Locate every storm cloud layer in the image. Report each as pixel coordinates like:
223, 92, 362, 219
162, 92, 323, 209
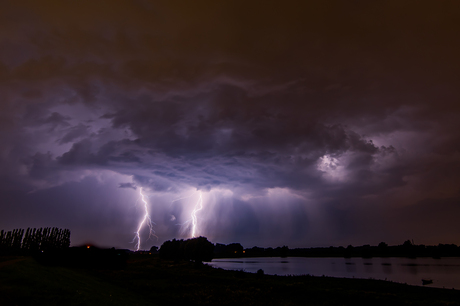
1, 1, 460, 249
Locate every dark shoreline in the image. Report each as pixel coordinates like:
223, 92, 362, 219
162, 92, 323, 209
2, 254, 460, 305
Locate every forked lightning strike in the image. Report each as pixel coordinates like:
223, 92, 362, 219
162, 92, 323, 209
133, 187, 157, 251
172, 190, 205, 238
191, 191, 203, 237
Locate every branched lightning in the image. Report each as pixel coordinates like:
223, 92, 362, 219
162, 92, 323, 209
191, 191, 203, 237
133, 187, 157, 251
172, 190, 204, 238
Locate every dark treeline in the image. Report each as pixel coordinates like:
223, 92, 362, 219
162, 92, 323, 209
238, 240, 460, 258
161, 239, 460, 261
0, 227, 71, 255
214, 243, 289, 258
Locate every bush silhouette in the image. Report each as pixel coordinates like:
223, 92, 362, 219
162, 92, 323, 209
257, 269, 264, 278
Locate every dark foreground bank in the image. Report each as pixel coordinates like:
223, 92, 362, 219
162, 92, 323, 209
1, 254, 460, 306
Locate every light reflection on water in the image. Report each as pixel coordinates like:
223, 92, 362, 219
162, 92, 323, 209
208, 257, 460, 289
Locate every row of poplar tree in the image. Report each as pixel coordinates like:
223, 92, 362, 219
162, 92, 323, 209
0, 227, 71, 254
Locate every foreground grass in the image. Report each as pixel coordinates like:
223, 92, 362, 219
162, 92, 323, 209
1, 255, 460, 305
0, 256, 149, 306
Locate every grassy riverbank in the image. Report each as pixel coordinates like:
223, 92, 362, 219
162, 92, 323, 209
1, 254, 460, 305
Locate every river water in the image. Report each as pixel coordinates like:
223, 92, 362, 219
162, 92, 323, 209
208, 257, 460, 289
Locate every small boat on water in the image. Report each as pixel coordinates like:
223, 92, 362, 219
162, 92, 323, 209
422, 279, 433, 285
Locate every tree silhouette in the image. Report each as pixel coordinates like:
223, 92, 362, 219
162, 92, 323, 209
0, 227, 70, 255
159, 236, 214, 262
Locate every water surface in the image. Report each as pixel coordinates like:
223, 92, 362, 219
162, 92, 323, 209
208, 257, 460, 289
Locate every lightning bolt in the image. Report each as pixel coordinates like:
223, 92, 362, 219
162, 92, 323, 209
190, 191, 203, 238
133, 187, 157, 251
171, 190, 205, 238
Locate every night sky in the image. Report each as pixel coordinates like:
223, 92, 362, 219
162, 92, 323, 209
1, 1, 460, 250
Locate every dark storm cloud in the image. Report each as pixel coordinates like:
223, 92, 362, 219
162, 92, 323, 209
44, 112, 71, 128
58, 123, 89, 144
0, 1, 460, 248
118, 182, 136, 190
28, 152, 58, 180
